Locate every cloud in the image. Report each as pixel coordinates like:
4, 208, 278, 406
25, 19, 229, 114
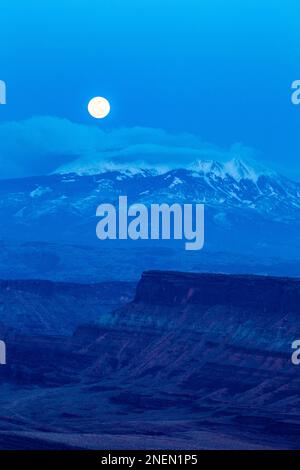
0, 116, 255, 178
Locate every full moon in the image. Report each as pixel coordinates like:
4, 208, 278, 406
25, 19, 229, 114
88, 96, 111, 119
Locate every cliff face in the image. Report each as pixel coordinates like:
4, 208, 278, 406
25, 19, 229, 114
106, 271, 300, 354
135, 270, 300, 313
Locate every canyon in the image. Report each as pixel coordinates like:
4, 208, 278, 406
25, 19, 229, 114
0, 270, 299, 449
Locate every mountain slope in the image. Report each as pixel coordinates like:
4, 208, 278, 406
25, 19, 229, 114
0, 158, 299, 278
1, 158, 299, 224
0, 279, 134, 335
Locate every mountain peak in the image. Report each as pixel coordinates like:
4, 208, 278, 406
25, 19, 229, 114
189, 157, 269, 182
224, 158, 260, 182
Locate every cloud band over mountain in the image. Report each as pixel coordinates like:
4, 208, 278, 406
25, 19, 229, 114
0, 116, 256, 178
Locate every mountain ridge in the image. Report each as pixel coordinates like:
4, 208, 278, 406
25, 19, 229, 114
0, 159, 299, 220
55, 155, 275, 182
0, 158, 298, 271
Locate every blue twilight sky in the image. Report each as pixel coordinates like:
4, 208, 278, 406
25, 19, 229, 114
0, 0, 299, 179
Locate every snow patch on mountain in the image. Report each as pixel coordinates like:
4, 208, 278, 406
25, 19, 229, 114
30, 186, 52, 198
169, 177, 183, 188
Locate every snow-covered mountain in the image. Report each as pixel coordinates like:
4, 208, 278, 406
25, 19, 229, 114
50, 157, 300, 222
53, 156, 298, 213
0, 158, 299, 266
57, 155, 272, 182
